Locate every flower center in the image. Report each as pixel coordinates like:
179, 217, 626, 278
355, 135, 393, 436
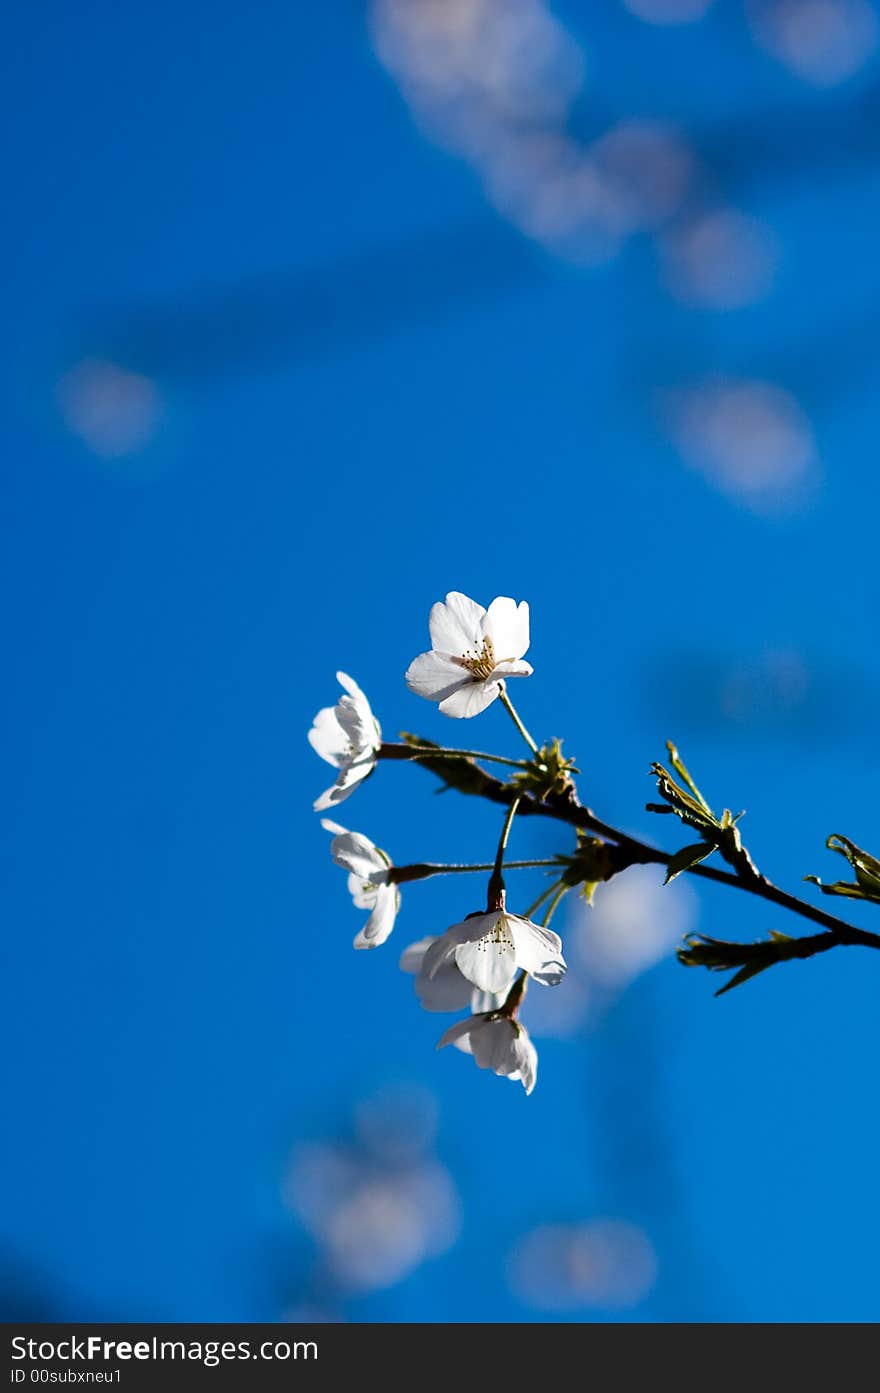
458, 636, 497, 682
474, 918, 514, 955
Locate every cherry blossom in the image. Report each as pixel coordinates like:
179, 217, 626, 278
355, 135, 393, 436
399, 936, 505, 1014
426, 909, 566, 994
405, 591, 532, 718
309, 672, 381, 811
438, 1014, 538, 1095
322, 820, 400, 949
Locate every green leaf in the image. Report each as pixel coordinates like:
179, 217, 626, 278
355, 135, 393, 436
510, 738, 578, 801
559, 835, 628, 895
677, 930, 798, 996
399, 733, 501, 799
664, 841, 715, 883
666, 741, 713, 816
806, 833, 880, 906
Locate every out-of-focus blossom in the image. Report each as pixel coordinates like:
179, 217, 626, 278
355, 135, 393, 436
572, 864, 697, 992
321, 820, 400, 949
57, 359, 161, 458
661, 209, 779, 309
369, 0, 585, 139
406, 591, 532, 718
523, 866, 697, 1038
354, 1083, 439, 1163
747, 0, 878, 86
371, 1, 698, 265
309, 672, 381, 811
717, 647, 812, 725
285, 1118, 460, 1293
587, 122, 694, 234
623, 0, 716, 21
508, 1220, 658, 1310
438, 1013, 538, 1093
485, 121, 695, 264
400, 935, 507, 1013
665, 377, 820, 514
427, 909, 566, 994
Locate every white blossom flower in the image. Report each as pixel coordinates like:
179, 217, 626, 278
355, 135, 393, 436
322, 819, 400, 949
405, 591, 532, 718
309, 672, 381, 811
438, 1014, 538, 1095
426, 909, 566, 994
399, 936, 505, 1014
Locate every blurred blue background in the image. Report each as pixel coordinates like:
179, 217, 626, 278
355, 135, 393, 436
4, 0, 880, 1322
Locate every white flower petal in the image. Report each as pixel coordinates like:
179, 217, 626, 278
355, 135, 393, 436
402, 936, 474, 1011
336, 671, 381, 741
454, 936, 518, 994
418, 965, 475, 1012
328, 829, 388, 882
354, 883, 400, 949
336, 696, 375, 752
491, 659, 533, 681
405, 650, 469, 703
436, 1018, 477, 1052
482, 598, 530, 662
438, 679, 502, 719
470, 988, 507, 1013
428, 592, 486, 656
399, 936, 435, 975
313, 782, 342, 812
508, 915, 567, 985
438, 1015, 537, 1091
307, 706, 347, 767
312, 755, 376, 811
469, 1017, 518, 1074
348, 872, 379, 911
512, 1029, 538, 1094
319, 818, 348, 836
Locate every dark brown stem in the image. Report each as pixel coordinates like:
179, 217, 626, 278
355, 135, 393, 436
394, 746, 880, 956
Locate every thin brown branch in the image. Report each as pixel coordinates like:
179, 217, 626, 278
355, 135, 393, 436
380, 741, 880, 957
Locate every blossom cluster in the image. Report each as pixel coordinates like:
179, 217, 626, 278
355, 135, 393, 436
308, 591, 567, 1095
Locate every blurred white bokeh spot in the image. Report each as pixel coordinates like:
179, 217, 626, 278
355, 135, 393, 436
370, 0, 585, 134
661, 208, 779, 308
572, 861, 698, 991
485, 121, 695, 263
508, 1219, 658, 1310
524, 864, 696, 1039
370, 1, 707, 265
354, 1082, 439, 1163
57, 358, 162, 458
747, 0, 878, 86
666, 377, 820, 514
719, 646, 812, 723
622, 0, 716, 21
322, 1163, 460, 1291
284, 1088, 460, 1295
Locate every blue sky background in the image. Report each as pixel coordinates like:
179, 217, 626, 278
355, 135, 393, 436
3, 0, 880, 1321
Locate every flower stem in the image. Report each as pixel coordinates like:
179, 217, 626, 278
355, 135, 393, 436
410, 756, 880, 961
487, 796, 521, 908
390, 858, 561, 884
522, 879, 564, 920
379, 742, 529, 769
498, 684, 539, 755
541, 882, 569, 928
500, 971, 528, 1018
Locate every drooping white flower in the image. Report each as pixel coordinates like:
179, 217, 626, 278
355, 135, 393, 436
438, 1014, 538, 1095
426, 909, 566, 995
399, 936, 505, 1014
309, 672, 381, 811
322, 819, 400, 949
405, 591, 532, 718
